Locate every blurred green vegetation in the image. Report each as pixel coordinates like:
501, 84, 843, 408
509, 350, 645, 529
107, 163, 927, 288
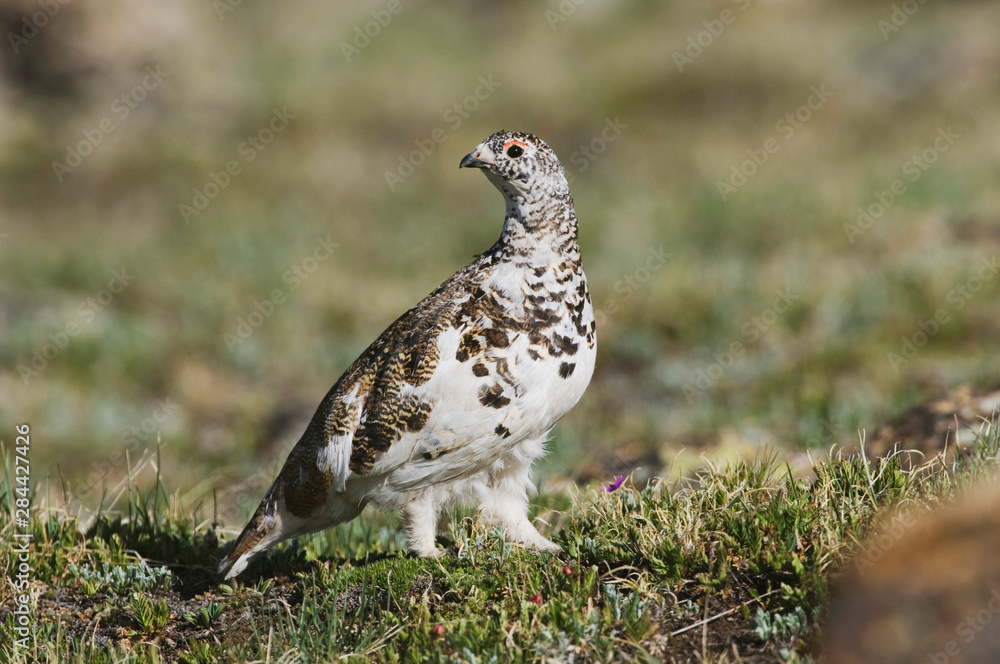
1, 1, 998, 517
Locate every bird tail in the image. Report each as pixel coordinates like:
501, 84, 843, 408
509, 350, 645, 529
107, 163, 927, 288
217, 487, 286, 579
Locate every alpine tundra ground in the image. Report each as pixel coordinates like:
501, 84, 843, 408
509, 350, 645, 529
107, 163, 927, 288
2, 423, 998, 662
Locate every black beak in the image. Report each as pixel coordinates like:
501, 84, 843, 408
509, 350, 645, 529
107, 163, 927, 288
459, 153, 488, 169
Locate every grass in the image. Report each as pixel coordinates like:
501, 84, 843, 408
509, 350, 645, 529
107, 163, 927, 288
2, 421, 997, 662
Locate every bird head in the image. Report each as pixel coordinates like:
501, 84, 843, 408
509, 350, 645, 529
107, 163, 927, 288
459, 131, 570, 203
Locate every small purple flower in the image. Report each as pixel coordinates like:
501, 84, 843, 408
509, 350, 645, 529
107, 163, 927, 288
602, 475, 626, 492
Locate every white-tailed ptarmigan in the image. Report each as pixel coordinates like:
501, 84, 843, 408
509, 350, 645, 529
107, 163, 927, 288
219, 131, 596, 579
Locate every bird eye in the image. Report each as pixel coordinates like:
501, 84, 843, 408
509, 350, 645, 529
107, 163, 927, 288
506, 145, 524, 158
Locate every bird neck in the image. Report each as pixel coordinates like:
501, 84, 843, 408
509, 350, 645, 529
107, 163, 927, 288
494, 189, 580, 264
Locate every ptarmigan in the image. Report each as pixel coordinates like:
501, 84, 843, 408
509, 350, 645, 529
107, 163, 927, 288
218, 130, 596, 579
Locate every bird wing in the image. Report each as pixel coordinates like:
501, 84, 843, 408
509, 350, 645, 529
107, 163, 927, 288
271, 267, 482, 519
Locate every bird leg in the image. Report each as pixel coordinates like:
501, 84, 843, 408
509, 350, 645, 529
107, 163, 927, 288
402, 493, 443, 557
479, 456, 560, 553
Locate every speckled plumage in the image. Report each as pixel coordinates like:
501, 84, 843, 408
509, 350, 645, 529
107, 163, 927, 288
219, 131, 596, 579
